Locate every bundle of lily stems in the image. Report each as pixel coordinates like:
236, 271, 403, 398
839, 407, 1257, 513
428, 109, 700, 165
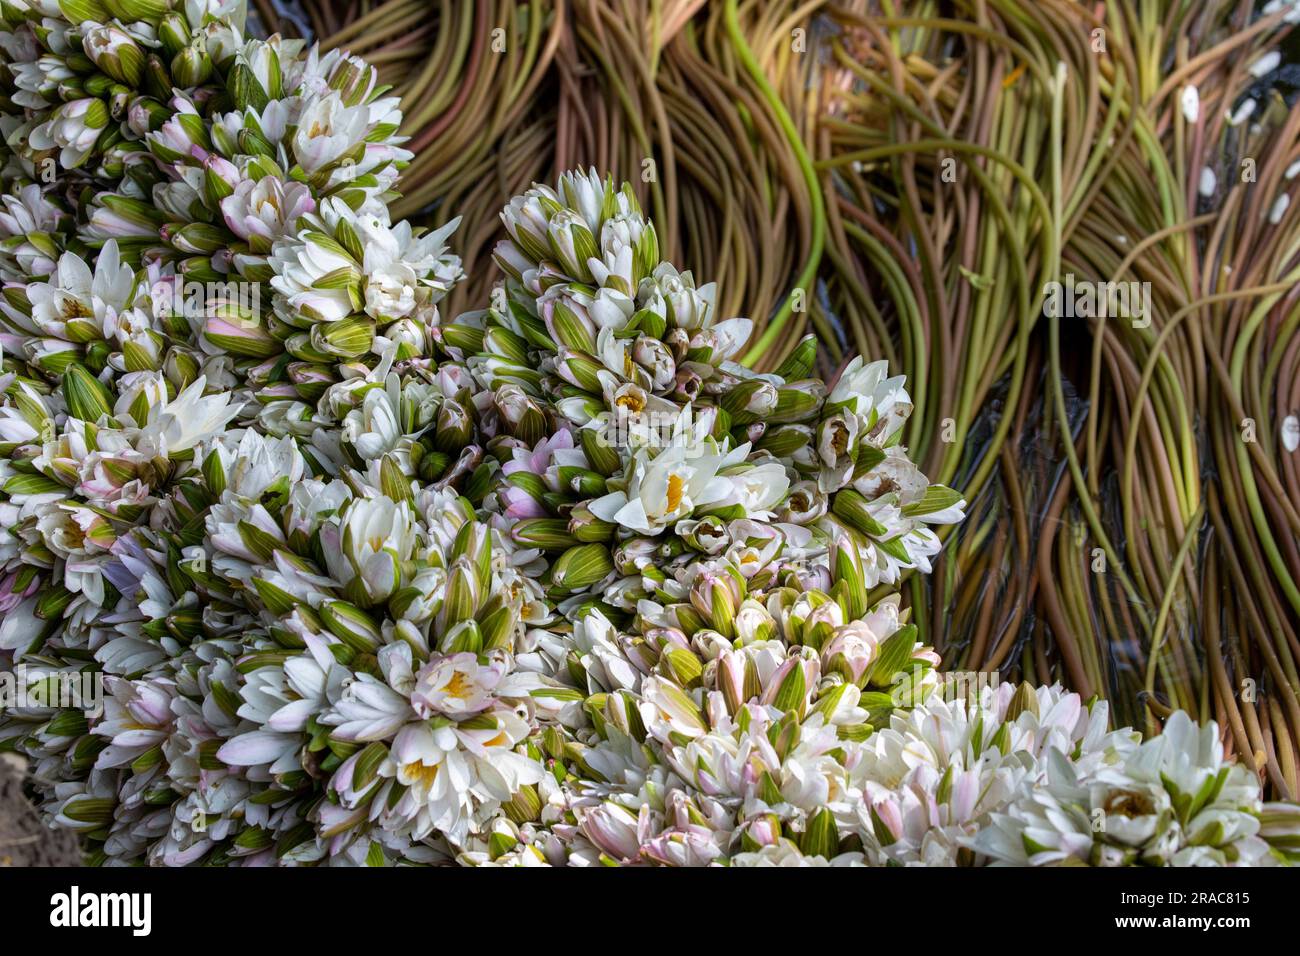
0, 0, 1298, 866
256, 0, 1300, 798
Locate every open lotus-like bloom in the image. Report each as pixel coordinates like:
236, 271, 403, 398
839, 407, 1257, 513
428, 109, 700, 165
589, 438, 733, 534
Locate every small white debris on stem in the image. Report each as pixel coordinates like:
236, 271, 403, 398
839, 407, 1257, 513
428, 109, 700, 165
1227, 99, 1256, 126
1249, 51, 1280, 78
1283, 415, 1300, 453
1199, 167, 1217, 198
1270, 193, 1291, 225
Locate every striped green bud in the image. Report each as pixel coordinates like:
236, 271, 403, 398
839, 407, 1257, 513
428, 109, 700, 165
550, 543, 613, 591
62, 364, 112, 422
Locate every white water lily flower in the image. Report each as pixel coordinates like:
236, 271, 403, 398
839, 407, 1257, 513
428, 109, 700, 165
325, 494, 416, 602
410, 652, 507, 719
357, 212, 463, 321
292, 91, 371, 173
269, 203, 363, 326
221, 174, 316, 251
137, 375, 243, 455
727, 461, 790, 516
341, 375, 404, 460
589, 436, 733, 534
0, 183, 65, 279
375, 710, 543, 846
18, 239, 136, 343
828, 356, 913, 442
27, 97, 107, 167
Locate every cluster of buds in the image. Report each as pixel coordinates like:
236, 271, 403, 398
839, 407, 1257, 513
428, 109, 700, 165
0, 0, 245, 183
449, 169, 774, 436
452, 173, 967, 606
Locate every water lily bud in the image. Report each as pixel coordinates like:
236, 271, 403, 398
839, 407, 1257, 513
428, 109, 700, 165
774, 334, 818, 381
500, 189, 556, 265
551, 543, 613, 591
442, 320, 485, 355
547, 210, 598, 281
757, 423, 812, 459
820, 622, 875, 686
314, 316, 374, 358
801, 807, 840, 859
543, 294, 597, 354
440, 618, 483, 654
164, 221, 227, 255
62, 364, 113, 422
716, 650, 761, 714
328, 53, 378, 107
830, 535, 867, 619
690, 570, 740, 639
103, 0, 173, 20
831, 488, 889, 537
558, 351, 604, 393
283, 361, 331, 400
83, 23, 145, 87
481, 324, 529, 364
768, 710, 801, 761
477, 600, 517, 651
440, 561, 481, 628
661, 647, 703, 688
630, 306, 667, 341
568, 505, 616, 543
511, 518, 577, 552
721, 378, 779, 426
158, 12, 191, 57
555, 394, 605, 425
172, 41, 214, 87
739, 814, 782, 851
734, 600, 776, 644
494, 385, 546, 445
866, 625, 920, 689
1005, 681, 1040, 721
204, 313, 279, 357
580, 423, 622, 477
770, 380, 826, 423
556, 465, 606, 498
502, 785, 542, 825
320, 600, 381, 653
377, 454, 414, 505
435, 398, 474, 452
142, 54, 174, 101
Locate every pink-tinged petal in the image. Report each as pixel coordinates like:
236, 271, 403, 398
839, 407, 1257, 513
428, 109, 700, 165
217, 730, 294, 766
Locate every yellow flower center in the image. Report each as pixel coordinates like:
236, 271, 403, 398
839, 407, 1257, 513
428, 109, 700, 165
402, 761, 439, 789
616, 393, 645, 413
443, 670, 473, 700
666, 473, 685, 513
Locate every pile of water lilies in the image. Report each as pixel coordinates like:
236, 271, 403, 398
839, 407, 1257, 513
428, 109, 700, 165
0, 0, 1297, 867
